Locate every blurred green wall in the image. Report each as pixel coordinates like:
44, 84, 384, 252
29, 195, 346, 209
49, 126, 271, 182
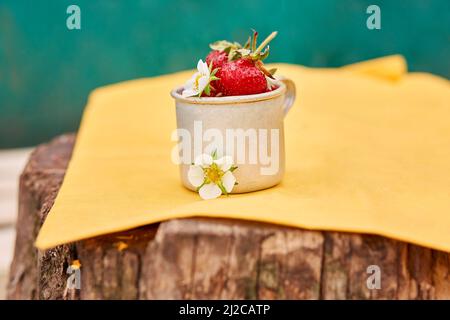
1, 0, 449, 148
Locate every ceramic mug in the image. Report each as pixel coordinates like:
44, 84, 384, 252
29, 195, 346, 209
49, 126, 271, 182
170, 78, 296, 193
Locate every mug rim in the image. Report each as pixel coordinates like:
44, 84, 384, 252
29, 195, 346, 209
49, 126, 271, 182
170, 80, 286, 105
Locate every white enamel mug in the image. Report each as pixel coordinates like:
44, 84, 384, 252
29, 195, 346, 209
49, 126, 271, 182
170, 78, 296, 193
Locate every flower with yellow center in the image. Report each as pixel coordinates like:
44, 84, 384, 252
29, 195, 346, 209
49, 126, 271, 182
182, 60, 219, 97
188, 152, 237, 200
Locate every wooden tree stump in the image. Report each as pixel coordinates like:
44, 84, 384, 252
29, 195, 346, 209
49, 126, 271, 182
7, 134, 450, 300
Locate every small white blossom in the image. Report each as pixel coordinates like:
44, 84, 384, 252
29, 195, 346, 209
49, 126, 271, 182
182, 60, 215, 97
188, 152, 237, 200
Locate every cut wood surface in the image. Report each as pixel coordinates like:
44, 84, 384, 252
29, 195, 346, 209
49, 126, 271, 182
7, 134, 450, 299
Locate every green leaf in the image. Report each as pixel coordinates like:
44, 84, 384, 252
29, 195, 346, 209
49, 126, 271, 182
204, 84, 211, 96
209, 40, 234, 51
211, 68, 219, 76
210, 40, 242, 54
237, 48, 251, 56
259, 46, 270, 61
228, 51, 240, 61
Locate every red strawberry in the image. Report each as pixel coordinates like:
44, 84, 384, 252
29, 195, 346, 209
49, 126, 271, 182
206, 50, 228, 70
205, 50, 230, 96
204, 31, 278, 97
216, 59, 268, 96
214, 31, 278, 96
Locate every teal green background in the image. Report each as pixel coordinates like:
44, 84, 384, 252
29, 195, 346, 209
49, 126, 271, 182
1, 0, 449, 148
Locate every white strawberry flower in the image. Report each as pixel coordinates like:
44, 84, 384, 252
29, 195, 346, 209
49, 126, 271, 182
182, 59, 219, 97
188, 151, 237, 200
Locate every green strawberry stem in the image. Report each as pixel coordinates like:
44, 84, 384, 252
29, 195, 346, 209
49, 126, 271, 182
244, 36, 251, 49
251, 30, 258, 52
253, 31, 278, 55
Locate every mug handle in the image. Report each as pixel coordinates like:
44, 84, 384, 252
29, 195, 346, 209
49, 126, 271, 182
279, 77, 296, 117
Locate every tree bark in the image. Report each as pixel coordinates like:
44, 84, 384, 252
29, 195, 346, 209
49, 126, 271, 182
7, 134, 450, 299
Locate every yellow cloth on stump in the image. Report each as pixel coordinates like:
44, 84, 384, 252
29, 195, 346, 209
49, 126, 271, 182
35, 56, 450, 251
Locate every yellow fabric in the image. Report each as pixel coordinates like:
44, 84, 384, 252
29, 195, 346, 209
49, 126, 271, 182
35, 55, 450, 252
